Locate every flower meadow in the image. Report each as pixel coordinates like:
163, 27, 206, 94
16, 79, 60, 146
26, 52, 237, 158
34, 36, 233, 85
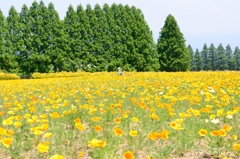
0, 71, 240, 159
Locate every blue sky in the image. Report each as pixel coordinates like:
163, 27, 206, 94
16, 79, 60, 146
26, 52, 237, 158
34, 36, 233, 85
0, 0, 239, 51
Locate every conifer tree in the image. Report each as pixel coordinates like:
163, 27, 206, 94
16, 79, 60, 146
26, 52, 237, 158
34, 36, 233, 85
6, 6, 20, 72
76, 4, 92, 71
225, 44, 233, 70
193, 49, 202, 71
217, 44, 228, 70
18, 4, 31, 74
157, 14, 190, 71
233, 47, 240, 70
0, 10, 12, 72
188, 45, 194, 71
208, 43, 218, 71
201, 44, 209, 70
130, 6, 159, 71
47, 2, 70, 72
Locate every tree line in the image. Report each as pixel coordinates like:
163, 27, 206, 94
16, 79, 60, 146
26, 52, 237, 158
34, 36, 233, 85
0, 1, 238, 75
188, 44, 240, 71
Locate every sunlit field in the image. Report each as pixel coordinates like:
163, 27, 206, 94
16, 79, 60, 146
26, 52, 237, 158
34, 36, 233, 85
0, 72, 240, 159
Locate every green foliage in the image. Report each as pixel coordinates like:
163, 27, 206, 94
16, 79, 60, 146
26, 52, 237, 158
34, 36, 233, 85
217, 44, 228, 70
157, 14, 190, 72
193, 49, 202, 71
188, 45, 194, 71
201, 44, 210, 71
208, 43, 218, 71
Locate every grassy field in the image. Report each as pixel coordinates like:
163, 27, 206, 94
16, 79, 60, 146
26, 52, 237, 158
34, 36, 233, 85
0, 71, 240, 159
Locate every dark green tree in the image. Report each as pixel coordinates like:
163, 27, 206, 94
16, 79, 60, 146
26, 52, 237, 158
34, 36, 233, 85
225, 44, 233, 70
208, 43, 218, 71
47, 2, 70, 72
6, 6, 20, 72
157, 14, 190, 71
201, 43, 210, 70
217, 43, 228, 70
187, 45, 194, 71
129, 6, 159, 71
233, 47, 240, 70
76, 4, 93, 72
0, 10, 12, 72
193, 49, 202, 71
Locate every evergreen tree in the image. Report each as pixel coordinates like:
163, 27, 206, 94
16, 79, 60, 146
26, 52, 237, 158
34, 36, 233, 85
193, 49, 202, 71
18, 4, 31, 74
225, 44, 233, 70
76, 4, 92, 71
0, 10, 12, 72
157, 14, 190, 71
129, 6, 159, 71
217, 43, 228, 70
28, 1, 51, 73
47, 2, 70, 72
93, 4, 110, 71
200, 44, 209, 70
102, 4, 119, 71
233, 47, 240, 70
187, 45, 194, 71
6, 6, 20, 72
208, 43, 218, 71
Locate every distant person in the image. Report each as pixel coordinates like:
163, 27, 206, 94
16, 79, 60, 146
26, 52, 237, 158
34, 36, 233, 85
117, 67, 123, 75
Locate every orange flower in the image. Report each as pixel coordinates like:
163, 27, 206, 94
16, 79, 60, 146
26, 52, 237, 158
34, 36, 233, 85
1, 138, 13, 148
74, 118, 81, 124
219, 129, 226, 137
114, 127, 124, 136
148, 132, 161, 141
114, 117, 121, 124
170, 122, 177, 129
94, 125, 103, 132
233, 143, 240, 151
198, 129, 207, 136
124, 151, 134, 159
79, 151, 84, 158
211, 130, 220, 136
160, 130, 170, 140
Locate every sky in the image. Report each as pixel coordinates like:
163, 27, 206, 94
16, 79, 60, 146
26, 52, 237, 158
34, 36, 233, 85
0, 0, 239, 51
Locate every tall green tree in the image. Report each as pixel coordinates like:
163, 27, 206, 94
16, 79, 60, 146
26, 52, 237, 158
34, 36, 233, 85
28, 1, 51, 73
47, 2, 70, 72
201, 44, 209, 70
102, 4, 119, 71
0, 10, 13, 72
233, 47, 240, 70
6, 6, 20, 72
193, 49, 202, 71
76, 4, 93, 72
225, 44, 233, 70
208, 43, 218, 71
217, 43, 228, 70
129, 6, 159, 71
18, 4, 31, 74
188, 45, 194, 71
157, 14, 190, 71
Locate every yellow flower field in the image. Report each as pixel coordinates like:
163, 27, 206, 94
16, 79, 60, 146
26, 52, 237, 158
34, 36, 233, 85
0, 71, 240, 159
